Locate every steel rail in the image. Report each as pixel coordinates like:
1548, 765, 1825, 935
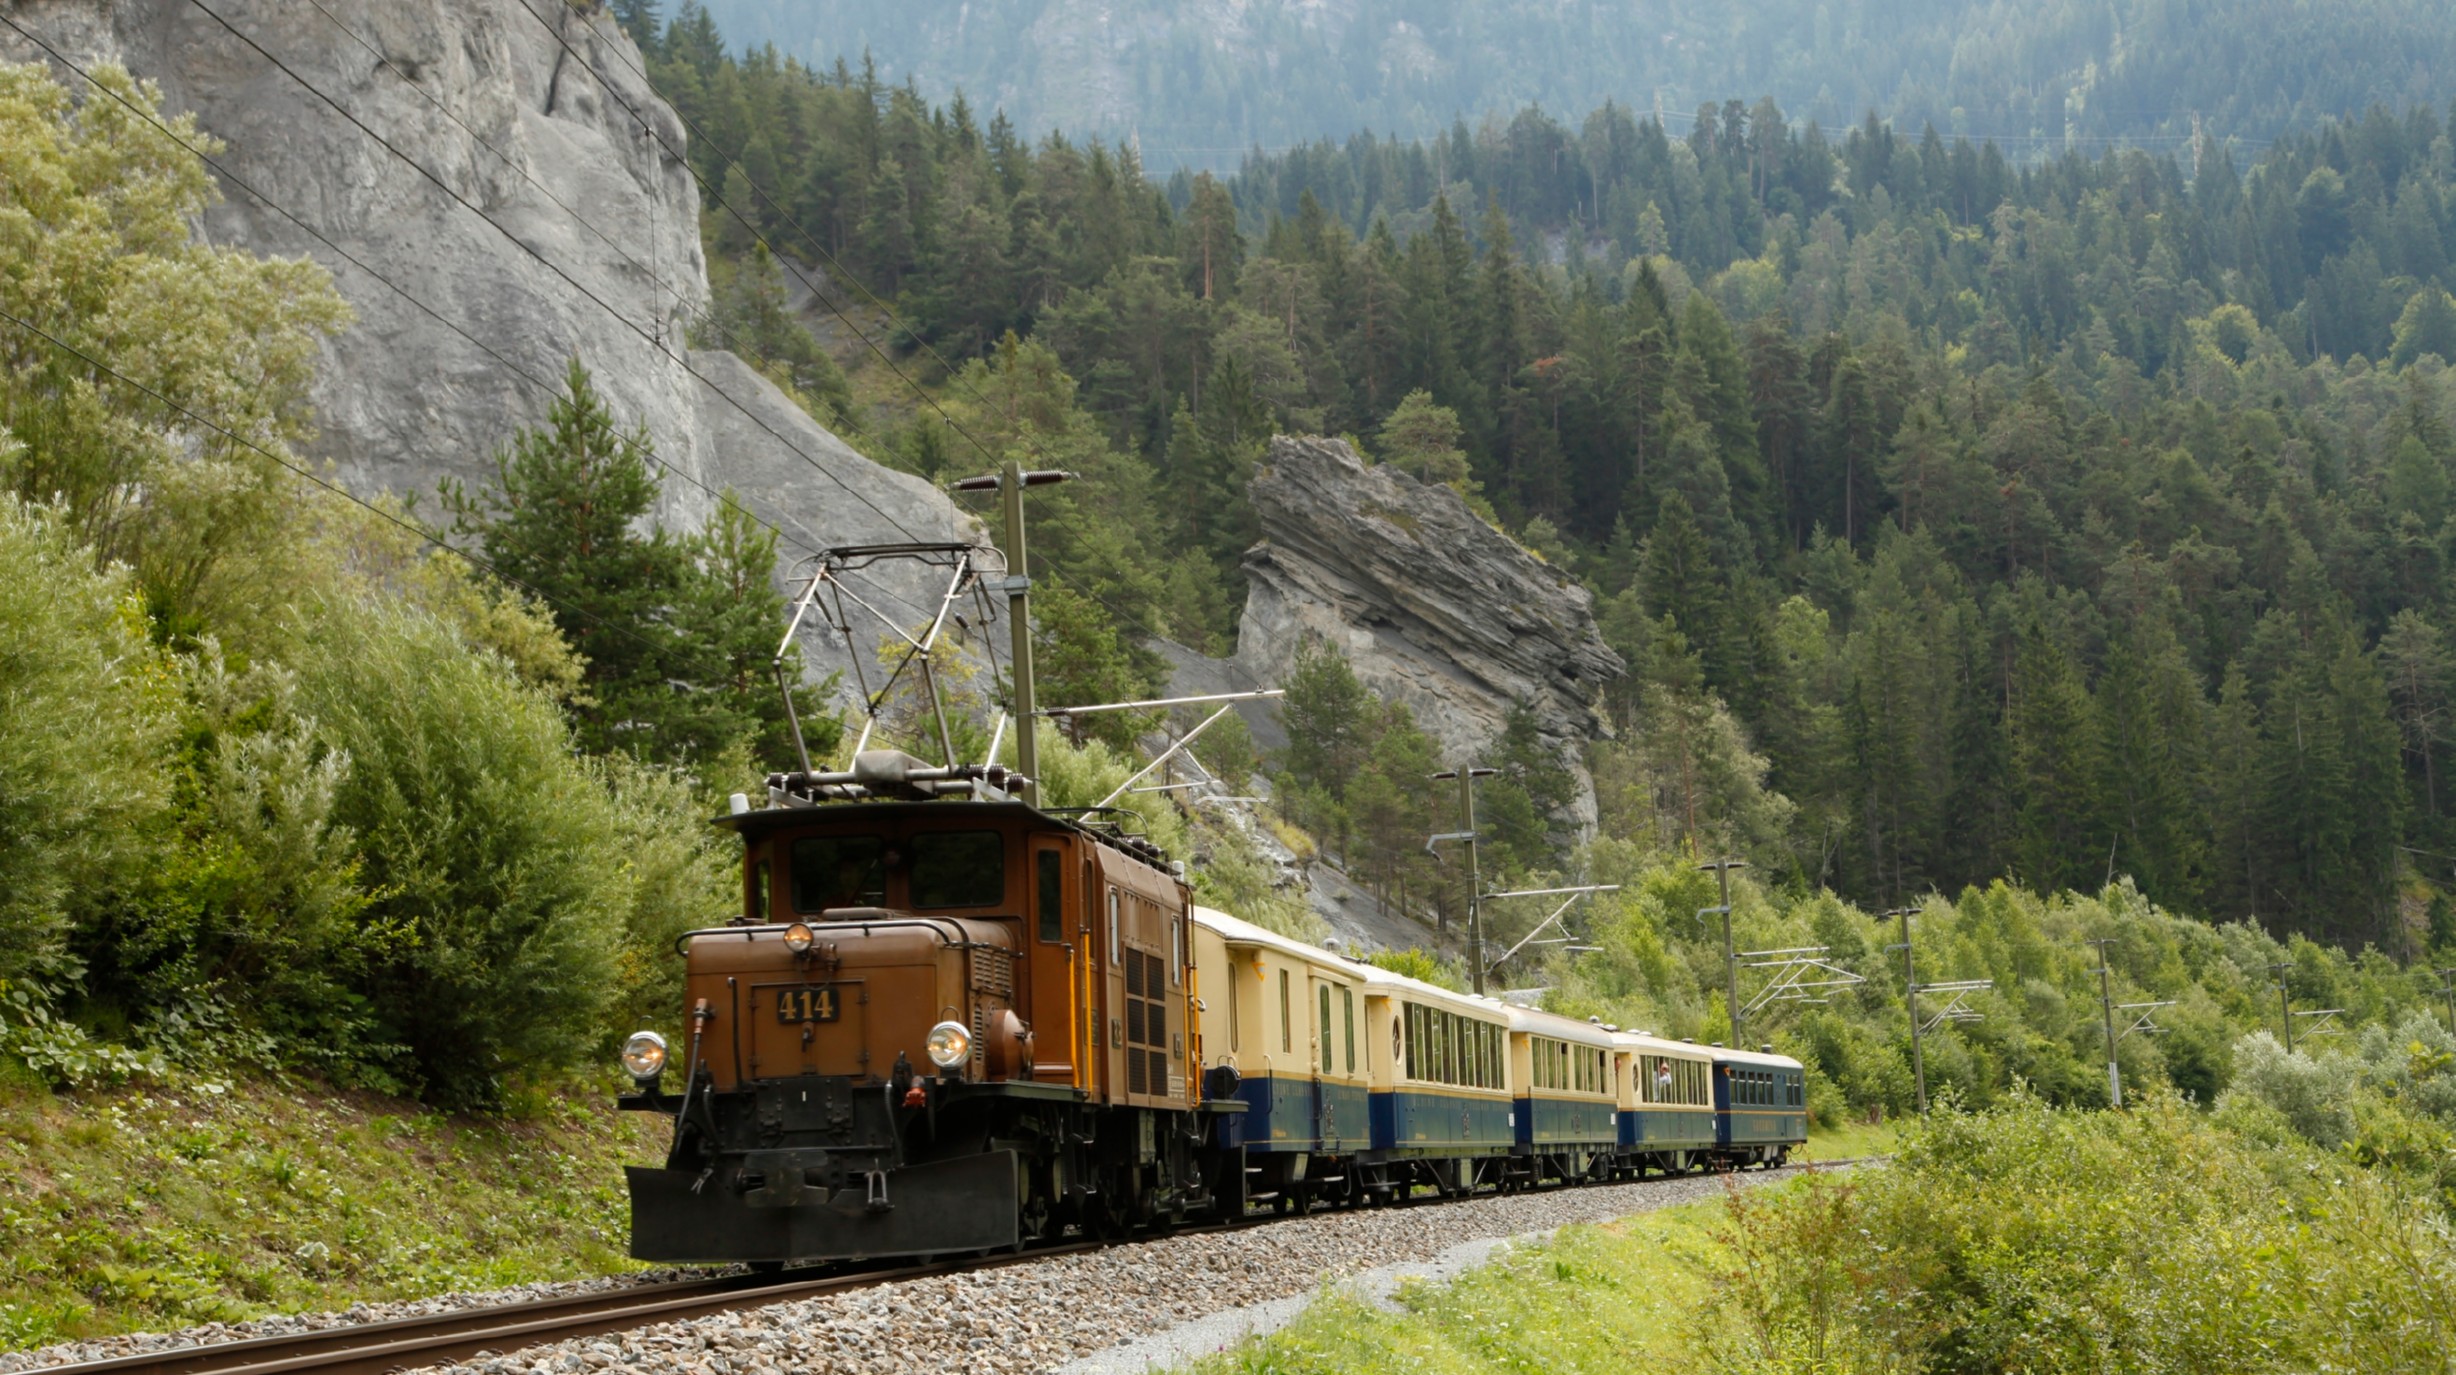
39, 1246, 1099, 1375
36, 1157, 1878, 1375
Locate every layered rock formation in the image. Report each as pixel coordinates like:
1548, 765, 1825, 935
1218, 435, 1624, 830
2, 0, 977, 689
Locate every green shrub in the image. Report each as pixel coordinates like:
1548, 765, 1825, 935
0, 493, 172, 984
286, 597, 621, 1105
1717, 1095, 2456, 1374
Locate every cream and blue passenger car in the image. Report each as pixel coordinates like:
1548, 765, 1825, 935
1189, 907, 1805, 1208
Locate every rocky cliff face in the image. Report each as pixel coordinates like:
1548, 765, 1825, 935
4, 0, 975, 689
1224, 435, 1624, 830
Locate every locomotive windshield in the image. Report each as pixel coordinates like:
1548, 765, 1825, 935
908, 830, 1005, 907
791, 835, 886, 912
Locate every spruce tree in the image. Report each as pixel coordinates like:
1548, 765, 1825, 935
445, 360, 689, 760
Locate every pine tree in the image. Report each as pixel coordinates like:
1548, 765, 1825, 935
445, 360, 690, 760
2007, 621, 2106, 895
682, 491, 835, 770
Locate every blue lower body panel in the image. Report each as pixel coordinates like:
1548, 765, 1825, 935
1721, 1107, 1807, 1149
1236, 1072, 1370, 1153
1621, 1108, 1719, 1153
1370, 1087, 1513, 1154
1514, 1095, 1617, 1148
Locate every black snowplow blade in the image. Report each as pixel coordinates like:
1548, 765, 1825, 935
627, 1149, 1020, 1263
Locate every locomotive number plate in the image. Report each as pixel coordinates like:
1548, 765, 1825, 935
774, 985, 844, 1023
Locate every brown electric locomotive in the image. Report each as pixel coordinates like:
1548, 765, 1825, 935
617, 748, 1236, 1264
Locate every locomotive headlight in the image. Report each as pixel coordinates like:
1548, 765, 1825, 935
925, 1021, 971, 1069
620, 1030, 668, 1083
783, 922, 815, 954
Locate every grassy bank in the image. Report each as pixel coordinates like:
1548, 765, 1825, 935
0, 1064, 666, 1351
1193, 1094, 2456, 1374
1185, 1202, 1726, 1374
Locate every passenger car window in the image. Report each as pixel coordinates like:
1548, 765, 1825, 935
909, 831, 1004, 907
1318, 983, 1332, 1073
1342, 988, 1356, 1073
790, 835, 884, 912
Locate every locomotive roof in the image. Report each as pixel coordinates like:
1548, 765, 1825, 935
716, 798, 1183, 878
714, 798, 1041, 839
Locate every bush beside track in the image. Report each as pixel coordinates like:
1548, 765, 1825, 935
1190, 1093, 2456, 1375
0, 1068, 664, 1353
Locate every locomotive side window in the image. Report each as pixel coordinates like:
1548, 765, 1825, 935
909, 831, 1004, 907
1109, 888, 1122, 963
1279, 969, 1291, 1053
790, 835, 885, 912
749, 857, 769, 922
1035, 849, 1063, 941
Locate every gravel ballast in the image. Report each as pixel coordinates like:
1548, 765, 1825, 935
1, 1166, 1828, 1375
429, 1168, 1795, 1375
0, 1268, 730, 1374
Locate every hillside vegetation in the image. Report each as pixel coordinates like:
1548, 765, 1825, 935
625, 10, 2456, 951
668, 0, 2456, 171
1198, 1092, 2456, 1374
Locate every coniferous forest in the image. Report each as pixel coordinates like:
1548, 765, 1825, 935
633, 2, 2456, 958
683, 0, 2456, 172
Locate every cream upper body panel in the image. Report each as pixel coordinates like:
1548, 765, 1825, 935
1616, 1030, 1719, 1111
1190, 906, 1368, 1085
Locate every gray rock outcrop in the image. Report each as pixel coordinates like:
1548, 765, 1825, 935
3, 0, 979, 695
1223, 434, 1624, 831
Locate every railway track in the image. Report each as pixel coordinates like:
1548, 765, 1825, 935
26, 1254, 1085, 1375
36, 1157, 1875, 1375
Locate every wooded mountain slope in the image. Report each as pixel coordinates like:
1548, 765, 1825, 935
632, 9, 2456, 958
672, 0, 2456, 170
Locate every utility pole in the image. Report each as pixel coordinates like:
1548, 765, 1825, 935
1430, 767, 1497, 992
2270, 961, 2296, 1053
2089, 937, 2122, 1108
1703, 860, 1747, 1048
1886, 906, 1929, 1115
949, 464, 1072, 807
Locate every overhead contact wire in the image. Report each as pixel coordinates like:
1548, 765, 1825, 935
533, 7, 1178, 648
177, 0, 940, 569
0, 305, 674, 666
0, 9, 823, 569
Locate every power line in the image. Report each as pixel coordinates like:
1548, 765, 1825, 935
527, 6, 1183, 647
179, 0, 941, 567
0, 10, 822, 570
508, 0, 1018, 476
0, 304, 671, 667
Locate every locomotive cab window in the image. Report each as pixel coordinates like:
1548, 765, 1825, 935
909, 831, 1004, 907
790, 835, 885, 912
748, 857, 769, 922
